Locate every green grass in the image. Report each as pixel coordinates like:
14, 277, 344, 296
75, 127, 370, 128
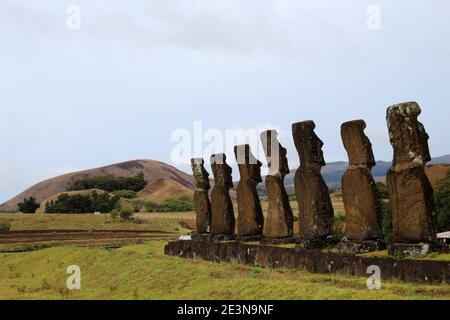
1, 241, 449, 300
0, 214, 186, 233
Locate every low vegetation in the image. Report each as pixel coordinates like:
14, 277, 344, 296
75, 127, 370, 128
434, 171, 450, 232
112, 190, 137, 199
110, 205, 135, 221
0, 219, 10, 234
0, 213, 188, 233
45, 191, 120, 214
17, 197, 40, 214
144, 198, 194, 213
0, 241, 449, 300
66, 172, 147, 193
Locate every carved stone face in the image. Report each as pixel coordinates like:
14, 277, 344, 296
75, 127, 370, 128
211, 154, 233, 189
292, 121, 325, 168
341, 120, 375, 167
191, 158, 210, 189
234, 145, 262, 184
387, 102, 431, 165
260, 130, 290, 178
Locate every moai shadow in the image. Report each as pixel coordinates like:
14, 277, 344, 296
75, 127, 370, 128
210, 154, 236, 240
191, 158, 212, 241
292, 121, 335, 249
234, 144, 264, 241
338, 120, 384, 254
260, 130, 295, 244
386, 102, 445, 257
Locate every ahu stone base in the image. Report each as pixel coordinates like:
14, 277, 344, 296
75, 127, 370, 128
388, 243, 449, 258
260, 237, 297, 245
337, 240, 386, 254
295, 236, 338, 250
165, 240, 450, 284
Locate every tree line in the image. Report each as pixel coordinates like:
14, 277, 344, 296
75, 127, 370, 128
65, 172, 147, 193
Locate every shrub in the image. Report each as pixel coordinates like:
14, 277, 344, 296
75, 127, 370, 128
110, 208, 120, 220
380, 201, 393, 244
66, 172, 147, 192
144, 198, 194, 213
17, 197, 40, 214
376, 182, 389, 200
130, 200, 145, 213
434, 170, 450, 232
110, 204, 135, 221
45, 191, 120, 214
113, 190, 137, 199
119, 207, 134, 221
333, 215, 345, 241
0, 219, 11, 234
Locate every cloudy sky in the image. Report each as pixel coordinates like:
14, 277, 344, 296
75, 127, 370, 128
1, 0, 450, 203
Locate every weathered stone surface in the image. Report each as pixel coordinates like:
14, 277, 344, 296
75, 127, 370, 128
191, 158, 212, 234
210, 154, 235, 236
386, 102, 437, 243
260, 130, 294, 239
341, 120, 382, 241
388, 243, 449, 258
234, 145, 264, 237
337, 240, 386, 255
292, 121, 334, 240
165, 240, 450, 284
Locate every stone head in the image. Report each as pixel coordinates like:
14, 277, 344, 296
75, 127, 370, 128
234, 144, 263, 184
292, 121, 325, 167
210, 153, 233, 189
386, 102, 431, 165
260, 129, 290, 178
191, 158, 210, 190
341, 120, 375, 167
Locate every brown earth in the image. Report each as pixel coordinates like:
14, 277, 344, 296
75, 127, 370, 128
138, 178, 194, 202
0, 160, 195, 212
425, 164, 450, 185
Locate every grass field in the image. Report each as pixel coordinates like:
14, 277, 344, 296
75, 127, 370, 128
1, 241, 449, 300
0, 213, 192, 232
0, 196, 449, 300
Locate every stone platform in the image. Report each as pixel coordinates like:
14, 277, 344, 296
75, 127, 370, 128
165, 240, 450, 284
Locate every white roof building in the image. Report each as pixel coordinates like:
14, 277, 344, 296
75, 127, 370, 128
437, 231, 450, 239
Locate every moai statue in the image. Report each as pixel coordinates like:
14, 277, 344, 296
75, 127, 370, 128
191, 158, 212, 236
260, 130, 294, 243
339, 120, 383, 253
292, 121, 334, 247
234, 144, 264, 240
210, 154, 236, 239
386, 102, 440, 256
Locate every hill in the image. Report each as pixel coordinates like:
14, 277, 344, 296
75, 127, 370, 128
0, 160, 194, 212
3, 155, 450, 212
137, 178, 194, 203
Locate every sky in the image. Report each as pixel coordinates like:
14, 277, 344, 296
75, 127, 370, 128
1, 0, 450, 203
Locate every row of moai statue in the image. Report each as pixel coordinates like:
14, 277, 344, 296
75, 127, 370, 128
191, 102, 444, 255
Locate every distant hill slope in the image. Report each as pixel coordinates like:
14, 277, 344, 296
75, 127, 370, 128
281, 156, 450, 193
0, 160, 194, 212
138, 178, 194, 203
3, 156, 450, 212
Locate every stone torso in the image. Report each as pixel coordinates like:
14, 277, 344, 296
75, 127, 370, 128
292, 121, 334, 240
235, 145, 264, 237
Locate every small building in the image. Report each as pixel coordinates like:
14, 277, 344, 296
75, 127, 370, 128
437, 231, 450, 244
